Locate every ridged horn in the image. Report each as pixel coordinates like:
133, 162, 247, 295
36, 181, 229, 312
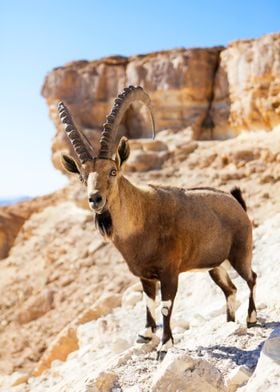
98, 85, 155, 159
57, 102, 95, 164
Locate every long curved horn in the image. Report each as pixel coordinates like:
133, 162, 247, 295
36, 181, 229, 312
98, 85, 155, 159
57, 102, 95, 164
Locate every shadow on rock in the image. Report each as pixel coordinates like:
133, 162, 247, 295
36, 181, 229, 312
200, 321, 280, 369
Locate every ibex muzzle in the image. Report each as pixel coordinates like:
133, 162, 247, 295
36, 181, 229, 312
87, 171, 106, 212
88, 192, 104, 211
59, 86, 257, 361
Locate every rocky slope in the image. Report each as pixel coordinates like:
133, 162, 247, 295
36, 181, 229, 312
1, 209, 280, 391
42, 33, 280, 173
0, 125, 279, 390
0, 202, 135, 376
0, 189, 67, 260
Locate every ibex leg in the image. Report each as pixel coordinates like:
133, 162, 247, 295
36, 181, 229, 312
137, 278, 157, 343
229, 247, 257, 326
209, 266, 237, 322
157, 273, 178, 360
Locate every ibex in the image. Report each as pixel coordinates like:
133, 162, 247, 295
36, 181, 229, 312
58, 86, 257, 360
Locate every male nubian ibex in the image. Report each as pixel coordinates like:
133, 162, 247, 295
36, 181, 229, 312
59, 86, 257, 360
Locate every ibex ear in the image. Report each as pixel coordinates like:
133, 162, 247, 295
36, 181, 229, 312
61, 154, 80, 174
115, 137, 130, 169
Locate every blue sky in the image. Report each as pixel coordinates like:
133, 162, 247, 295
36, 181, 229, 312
0, 0, 279, 198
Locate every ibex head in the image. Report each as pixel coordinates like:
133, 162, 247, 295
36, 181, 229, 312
59, 86, 155, 214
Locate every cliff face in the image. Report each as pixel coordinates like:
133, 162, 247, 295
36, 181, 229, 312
42, 48, 222, 171
211, 33, 280, 137
42, 33, 280, 173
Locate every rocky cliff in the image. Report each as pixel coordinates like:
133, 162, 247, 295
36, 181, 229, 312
42, 33, 280, 173
42, 47, 222, 171
212, 33, 280, 137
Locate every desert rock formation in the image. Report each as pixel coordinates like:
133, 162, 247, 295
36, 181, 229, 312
42, 47, 222, 171
212, 33, 280, 137
42, 33, 280, 174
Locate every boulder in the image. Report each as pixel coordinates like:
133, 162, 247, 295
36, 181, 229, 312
240, 334, 280, 392
151, 352, 225, 392
84, 371, 118, 392
125, 150, 167, 172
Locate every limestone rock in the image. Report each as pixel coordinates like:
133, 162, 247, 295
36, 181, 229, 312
11, 373, 29, 387
32, 326, 79, 377
42, 33, 280, 176
42, 48, 222, 172
0, 211, 25, 260
122, 282, 143, 308
0, 371, 29, 389
140, 139, 168, 152
239, 335, 280, 392
32, 293, 121, 377
0, 187, 66, 260
125, 150, 167, 172
85, 371, 118, 392
209, 60, 231, 139
212, 33, 280, 136
225, 365, 252, 391
76, 293, 121, 325
17, 289, 54, 324
151, 352, 225, 392
120, 138, 170, 172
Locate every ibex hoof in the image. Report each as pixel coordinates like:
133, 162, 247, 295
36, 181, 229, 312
156, 350, 167, 361
156, 338, 172, 361
247, 310, 257, 327
136, 335, 152, 344
247, 321, 257, 328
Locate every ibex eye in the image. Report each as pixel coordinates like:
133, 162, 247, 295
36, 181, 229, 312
79, 175, 87, 185
110, 169, 117, 176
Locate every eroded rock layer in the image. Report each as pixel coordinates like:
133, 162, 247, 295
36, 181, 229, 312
211, 33, 280, 137
42, 33, 280, 174
42, 48, 223, 171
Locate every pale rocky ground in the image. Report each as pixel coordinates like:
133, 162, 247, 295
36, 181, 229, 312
1, 208, 280, 391
0, 125, 279, 391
